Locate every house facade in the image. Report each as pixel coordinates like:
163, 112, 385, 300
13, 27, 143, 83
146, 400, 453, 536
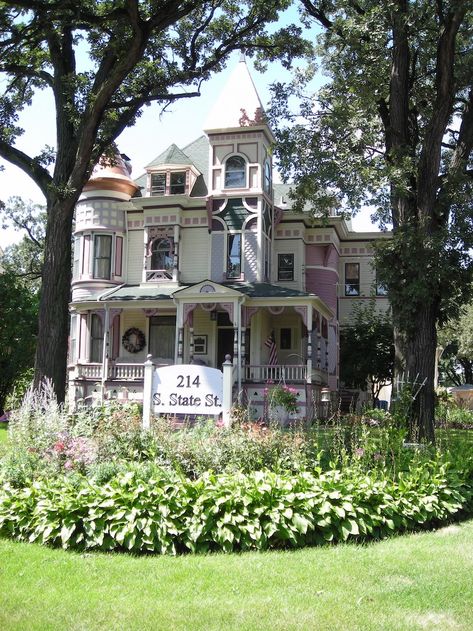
68, 58, 390, 418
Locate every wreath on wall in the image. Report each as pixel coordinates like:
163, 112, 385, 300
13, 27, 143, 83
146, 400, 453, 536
122, 327, 146, 354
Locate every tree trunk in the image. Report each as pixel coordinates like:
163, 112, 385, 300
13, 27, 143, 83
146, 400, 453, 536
405, 303, 437, 443
34, 198, 75, 403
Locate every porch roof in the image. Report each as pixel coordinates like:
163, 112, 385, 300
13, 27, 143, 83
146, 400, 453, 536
99, 284, 184, 301
222, 282, 312, 298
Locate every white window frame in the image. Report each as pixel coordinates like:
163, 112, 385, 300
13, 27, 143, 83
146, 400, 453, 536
92, 233, 114, 280
224, 155, 247, 189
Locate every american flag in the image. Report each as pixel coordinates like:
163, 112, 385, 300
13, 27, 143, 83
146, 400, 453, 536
264, 331, 278, 366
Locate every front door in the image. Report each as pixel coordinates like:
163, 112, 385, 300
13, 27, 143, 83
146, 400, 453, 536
217, 328, 234, 369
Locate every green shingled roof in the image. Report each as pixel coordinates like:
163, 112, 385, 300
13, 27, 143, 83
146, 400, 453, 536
145, 143, 193, 168
99, 285, 183, 301
222, 282, 315, 298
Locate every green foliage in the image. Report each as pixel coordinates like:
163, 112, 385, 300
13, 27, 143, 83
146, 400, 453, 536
269, 1, 473, 439
0, 271, 38, 415
265, 384, 300, 413
340, 301, 394, 401
0, 197, 45, 289
0, 458, 470, 554
438, 295, 473, 386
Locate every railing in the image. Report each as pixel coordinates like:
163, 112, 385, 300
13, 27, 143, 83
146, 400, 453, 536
76, 363, 102, 379
145, 269, 173, 282
244, 364, 308, 383
109, 363, 144, 380
75, 362, 144, 381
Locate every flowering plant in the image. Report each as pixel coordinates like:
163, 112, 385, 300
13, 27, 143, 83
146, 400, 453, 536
264, 384, 299, 413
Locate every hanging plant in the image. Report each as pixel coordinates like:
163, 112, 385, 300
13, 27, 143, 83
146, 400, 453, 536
122, 327, 146, 353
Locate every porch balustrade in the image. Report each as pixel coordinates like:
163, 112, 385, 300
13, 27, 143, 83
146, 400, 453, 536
244, 364, 308, 383
74, 362, 322, 385
75, 362, 144, 381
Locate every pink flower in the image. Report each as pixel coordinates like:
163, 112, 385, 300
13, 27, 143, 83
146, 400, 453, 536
53, 441, 66, 452
355, 448, 365, 457
64, 460, 74, 470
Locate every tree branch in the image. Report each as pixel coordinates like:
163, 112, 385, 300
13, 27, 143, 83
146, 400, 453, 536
0, 141, 51, 198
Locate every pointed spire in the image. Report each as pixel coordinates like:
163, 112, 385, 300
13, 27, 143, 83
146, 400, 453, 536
204, 57, 267, 132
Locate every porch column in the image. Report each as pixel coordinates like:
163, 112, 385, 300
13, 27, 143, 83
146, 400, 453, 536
317, 327, 322, 369
189, 322, 195, 363
177, 327, 184, 364
306, 307, 313, 384
173, 224, 180, 282
101, 306, 110, 400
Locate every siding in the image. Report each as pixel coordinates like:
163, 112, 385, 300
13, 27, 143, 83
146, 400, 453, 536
244, 232, 258, 282
127, 230, 144, 284
180, 228, 210, 282
210, 233, 225, 282
305, 268, 338, 313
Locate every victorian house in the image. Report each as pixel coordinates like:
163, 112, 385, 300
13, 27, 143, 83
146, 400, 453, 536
68, 58, 390, 418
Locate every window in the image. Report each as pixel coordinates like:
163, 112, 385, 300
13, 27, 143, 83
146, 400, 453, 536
278, 253, 294, 281
150, 173, 166, 195
90, 314, 103, 363
149, 171, 186, 196
280, 328, 292, 350
151, 238, 173, 271
69, 315, 77, 363
227, 233, 241, 278
149, 315, 176, 360
93, 235, 112, 279
375, 269, 388, 296
345, 262, 360, 296
263, 159, 272, 193
73, 236, 80, 279
224, 156, 246, 188
170, 172, 185, 194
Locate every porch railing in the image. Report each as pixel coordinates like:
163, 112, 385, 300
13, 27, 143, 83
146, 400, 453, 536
109, 363, 145, 380
74, 362, 318, 384
244, 364, 308, 383
75, 362, 144, 381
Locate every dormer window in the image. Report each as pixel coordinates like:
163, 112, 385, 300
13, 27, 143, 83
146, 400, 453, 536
150, 173, 166, 195
170, 172, 185, 194
149, 171, 187, 196
225, 156, 246, 188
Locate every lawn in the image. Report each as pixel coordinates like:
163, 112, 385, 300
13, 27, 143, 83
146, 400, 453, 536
1, 520, 473, 631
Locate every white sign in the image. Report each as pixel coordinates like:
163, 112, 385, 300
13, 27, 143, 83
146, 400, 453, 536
152, 364, 223, 415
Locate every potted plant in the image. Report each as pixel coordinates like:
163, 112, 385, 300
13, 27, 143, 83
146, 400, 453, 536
264, 384, 299, 425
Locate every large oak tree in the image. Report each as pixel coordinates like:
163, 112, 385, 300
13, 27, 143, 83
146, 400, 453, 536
270, 1, 473, 441
0, 0, 305, 402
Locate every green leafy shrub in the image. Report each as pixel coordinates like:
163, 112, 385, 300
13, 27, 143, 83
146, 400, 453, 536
0, 460, 470, 554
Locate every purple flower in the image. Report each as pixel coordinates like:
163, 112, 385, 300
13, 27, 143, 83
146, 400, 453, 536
354, 448, 365, 457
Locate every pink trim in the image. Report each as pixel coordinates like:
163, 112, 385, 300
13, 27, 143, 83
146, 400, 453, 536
115, 236, 123, 277
183, 303, 196, 325
82, 235, 91, 276
294, 306, 308, 327
243, 307, 258, 327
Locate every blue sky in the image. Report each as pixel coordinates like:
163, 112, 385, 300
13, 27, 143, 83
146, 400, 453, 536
0, 45, 380, 250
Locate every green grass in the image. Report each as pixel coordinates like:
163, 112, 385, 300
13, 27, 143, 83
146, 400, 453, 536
1, 520, 473, 631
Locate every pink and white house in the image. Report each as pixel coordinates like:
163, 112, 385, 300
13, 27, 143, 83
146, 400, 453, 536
68, 58, 390, 417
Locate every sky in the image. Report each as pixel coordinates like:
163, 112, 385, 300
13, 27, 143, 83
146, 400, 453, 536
0, 44, 380, 251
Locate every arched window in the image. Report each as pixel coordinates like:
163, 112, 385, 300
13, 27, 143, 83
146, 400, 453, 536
224, 155, 246, 188
151, 238, 173, 271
